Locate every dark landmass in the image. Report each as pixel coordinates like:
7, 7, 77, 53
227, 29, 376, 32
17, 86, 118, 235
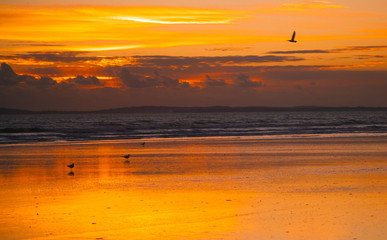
1, 106, 387, 114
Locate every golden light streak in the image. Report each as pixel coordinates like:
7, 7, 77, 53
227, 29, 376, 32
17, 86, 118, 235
109, 16, 232, 24
76, 45, 145, 51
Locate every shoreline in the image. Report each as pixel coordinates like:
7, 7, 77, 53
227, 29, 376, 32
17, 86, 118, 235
2, 132, 387, 147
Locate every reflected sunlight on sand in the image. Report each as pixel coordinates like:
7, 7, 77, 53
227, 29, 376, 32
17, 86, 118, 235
1, 137, 387, 239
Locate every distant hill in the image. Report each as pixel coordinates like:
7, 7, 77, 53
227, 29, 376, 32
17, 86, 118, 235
0, 108, 33, 114
1, 106, 387, 114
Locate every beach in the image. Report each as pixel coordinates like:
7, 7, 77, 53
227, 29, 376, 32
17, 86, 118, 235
1, 136, 387, 240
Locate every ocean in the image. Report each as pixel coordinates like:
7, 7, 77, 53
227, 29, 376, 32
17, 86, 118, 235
1, 110, 387, 144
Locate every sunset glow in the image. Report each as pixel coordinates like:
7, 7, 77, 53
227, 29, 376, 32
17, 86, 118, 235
0, 0, 386, 110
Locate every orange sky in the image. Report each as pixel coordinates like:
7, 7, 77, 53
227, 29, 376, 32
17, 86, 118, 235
0, 0, 386, 110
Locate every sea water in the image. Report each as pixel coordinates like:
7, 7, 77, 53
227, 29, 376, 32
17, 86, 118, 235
1, 111, 387, 144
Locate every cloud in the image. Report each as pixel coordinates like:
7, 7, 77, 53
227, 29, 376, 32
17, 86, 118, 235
118, 68, 190, 88
206, 47, 251, 52
25, 52, 91, 63
10, 42, 65, 47
1, 62, 59, 88
0, 51, 97, 64
26, 67, 62, 76
133, 55, 303, 67
2, 62, 387, 110
234, 73, 263, 88
67, 75, 104, 86
119, 68, 158, 88
0, 53, 304, 80
22, 76, 57, 88
342, 46, 387, 51
267, 50, 331, 54
153, 70, 181, 88
355, 55, 385, 60
267, 45, 387, 54
0, 63, 18, 86
280, 1, 347, 11
256, 68, 387, 83
204, 75, 228, 87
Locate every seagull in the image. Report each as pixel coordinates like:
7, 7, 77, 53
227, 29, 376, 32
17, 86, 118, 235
123, 154, 131, 159
67, 163, 74, 170
288, 31, 297, 43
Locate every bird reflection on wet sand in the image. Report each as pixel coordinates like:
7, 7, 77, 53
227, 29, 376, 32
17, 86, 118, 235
67, 163, 74, 176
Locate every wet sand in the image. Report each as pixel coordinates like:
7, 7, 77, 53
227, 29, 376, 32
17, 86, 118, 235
0, 136, 387, 239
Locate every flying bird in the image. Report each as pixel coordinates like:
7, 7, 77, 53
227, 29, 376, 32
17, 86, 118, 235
141, 142, 146, 147
288, 31, 297, 43
67, 163, 74, 170
123, 154, 131, 159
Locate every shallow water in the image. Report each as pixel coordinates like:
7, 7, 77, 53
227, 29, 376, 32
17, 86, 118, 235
1, 137, 387, 239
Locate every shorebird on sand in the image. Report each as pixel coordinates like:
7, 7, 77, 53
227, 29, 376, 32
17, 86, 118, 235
67, 163, 74, 170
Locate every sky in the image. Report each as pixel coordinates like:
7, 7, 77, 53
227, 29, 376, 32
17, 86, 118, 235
0, 0, 386, 111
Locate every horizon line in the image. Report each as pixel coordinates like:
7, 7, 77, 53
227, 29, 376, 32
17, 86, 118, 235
1, 105, 387, 114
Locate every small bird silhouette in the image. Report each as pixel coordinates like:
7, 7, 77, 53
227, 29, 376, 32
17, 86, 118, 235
123, 154, 131, 159
141, 142, 146, 147
288, 31, 297, 43
67, 163, 74, 170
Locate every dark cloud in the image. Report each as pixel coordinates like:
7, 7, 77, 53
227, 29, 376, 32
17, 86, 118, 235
343, 46, 387, 51
4, 40, 64, 47
67, 75, 104, 86
23, 51, 96, 63
1, 63, 83, 90
132, 55, 303, 67
2, 62, 387, 111
266, 45, 387, 55
355, 55, 385, 60
0, 51, 98, 63
22, 76, 57, 88
119, 68, 160, 88
268, 50, 330, 54
257, 69, 387, 82
204, 75, 228, 87
27, 67, 62, 76
118, 68, 190, 88
1, 63, 58, 88
1, 54, 304, 81
0, 63, 19, 85
234, 73, 263, 88
153, 70, 180, 88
